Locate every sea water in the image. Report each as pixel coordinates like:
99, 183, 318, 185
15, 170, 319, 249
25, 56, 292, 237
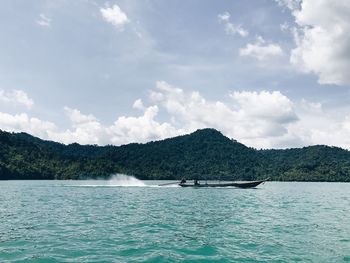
1, 178, 350, 262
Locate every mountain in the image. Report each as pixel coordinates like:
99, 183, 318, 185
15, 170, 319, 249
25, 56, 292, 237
1, 128, 350, 181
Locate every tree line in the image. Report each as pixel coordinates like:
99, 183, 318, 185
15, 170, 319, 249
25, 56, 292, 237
1, 128, 350, 181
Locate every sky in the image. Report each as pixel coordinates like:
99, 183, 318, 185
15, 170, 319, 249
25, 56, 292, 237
1, 0, 350, 149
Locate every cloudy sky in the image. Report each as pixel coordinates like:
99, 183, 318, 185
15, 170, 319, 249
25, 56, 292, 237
1, 0, 350, 149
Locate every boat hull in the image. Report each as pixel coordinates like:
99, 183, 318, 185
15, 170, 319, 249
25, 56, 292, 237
179, 179, 266, 188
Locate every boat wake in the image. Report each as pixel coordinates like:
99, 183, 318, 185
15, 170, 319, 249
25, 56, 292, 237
107, 174, 146, 186
74, 174, 147, 187
70, 174, 179, 188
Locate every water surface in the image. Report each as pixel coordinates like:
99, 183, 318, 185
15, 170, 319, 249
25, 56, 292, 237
1, 179, 350, 262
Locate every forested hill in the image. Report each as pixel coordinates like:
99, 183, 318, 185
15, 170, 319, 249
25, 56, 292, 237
1, 128, 350, 181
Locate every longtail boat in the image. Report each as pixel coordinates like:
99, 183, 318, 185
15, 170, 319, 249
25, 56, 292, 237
178, 179, 267, 188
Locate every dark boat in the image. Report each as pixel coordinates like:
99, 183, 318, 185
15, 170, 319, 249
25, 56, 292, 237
178, 179, 267, 188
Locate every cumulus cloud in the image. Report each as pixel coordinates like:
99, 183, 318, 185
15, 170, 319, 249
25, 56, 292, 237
0, 104, 180, 146
58, 107, 107, 145
286, 0, 350, 85
230, 90, 297, 124
150, 81, 298, 148
239, 36, 283, 60
108, 105, 180, 145
0, 89, 34, 109
288, 110, 350, 150
321, 115, 350, 147
218, 12, 248, 37
3, 81, 350, 149
132, 99, 145, 111
48, 106, 178, 145
100, 4, 129, 30
0, 112, 56, 139
64, 106, 98, 126
36, 13, 51, 27
0, 82, 298, 148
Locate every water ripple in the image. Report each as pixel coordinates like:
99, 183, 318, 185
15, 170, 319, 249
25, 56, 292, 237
0, 181, 350, 262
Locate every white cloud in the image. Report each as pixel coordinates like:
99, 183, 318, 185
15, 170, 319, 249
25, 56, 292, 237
289, 111, 350, 150
132, 99, 145, 111
151, 81, 297, 148
64, 106, 98, 126
275, 0, 301, 11
300, 99, 322, 113
239, 36, 283, 60
218, 12, 249, 37
0, 104, 180, 146
230, 90, 297, 123
60, 105, 179, 145
51, 107, 109, 145
0, 112, 56, 139
0, 82, 297, 148
108, 105, 180, 145
100, 4, 129, 30
36, 13, 51, 27
287, 0, 350, 85
3, 82, 350, 149
0, 89, 34, 109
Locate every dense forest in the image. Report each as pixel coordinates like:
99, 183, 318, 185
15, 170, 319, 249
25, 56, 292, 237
1, 128, 350, 181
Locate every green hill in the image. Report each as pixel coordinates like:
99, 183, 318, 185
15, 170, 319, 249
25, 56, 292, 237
1, 128, 350, 181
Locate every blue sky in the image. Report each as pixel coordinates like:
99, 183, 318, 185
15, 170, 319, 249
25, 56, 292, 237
1, 0, 350, 149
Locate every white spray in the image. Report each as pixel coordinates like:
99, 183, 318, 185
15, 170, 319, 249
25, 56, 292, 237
107, 174, 146, 186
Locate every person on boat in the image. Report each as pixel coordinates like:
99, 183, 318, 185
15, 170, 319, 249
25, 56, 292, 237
180, 178, 186, 184
194, 179, 200, 186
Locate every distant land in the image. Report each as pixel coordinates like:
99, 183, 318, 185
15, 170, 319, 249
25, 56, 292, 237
1, 128, 350, 181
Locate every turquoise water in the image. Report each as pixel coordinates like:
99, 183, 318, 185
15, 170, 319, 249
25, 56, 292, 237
1, 179, 350, 262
